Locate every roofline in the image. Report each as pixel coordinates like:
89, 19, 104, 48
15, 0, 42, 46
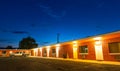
36, 30, 120, 48
74, 30, 120, 41
0, 49, 30, 50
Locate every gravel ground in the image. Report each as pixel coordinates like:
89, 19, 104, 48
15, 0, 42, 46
0, 57, 120, 71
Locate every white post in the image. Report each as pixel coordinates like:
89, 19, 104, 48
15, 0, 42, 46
47, 46, 50, 57
56, 44, 60, 58
73, 41, 78, 59
40, 48, 42, 57
94, 37, 103, 60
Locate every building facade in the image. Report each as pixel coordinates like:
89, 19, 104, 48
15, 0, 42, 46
0, 49, 31, 57
0, 31, 120, 62
31, 31, 120, 61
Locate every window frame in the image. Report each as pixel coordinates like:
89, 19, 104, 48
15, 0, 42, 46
52, 48, 56, 54
2, 51, 6, 54
44, 49, 47, 54
108, 42, 120, 55
79, 45, 88, 55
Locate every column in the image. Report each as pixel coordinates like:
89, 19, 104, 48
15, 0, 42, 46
47, 46, 50, 57
94, 37, 103, 60
73, 41, 78, 59
56, 44, 60, 58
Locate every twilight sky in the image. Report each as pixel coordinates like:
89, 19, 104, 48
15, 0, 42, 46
0, 0, 120, 47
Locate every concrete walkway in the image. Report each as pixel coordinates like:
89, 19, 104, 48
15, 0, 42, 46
29, 56, 120, 65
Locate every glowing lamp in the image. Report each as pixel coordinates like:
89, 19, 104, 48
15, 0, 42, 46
73, 47, 77, 50
46, 46, 50, 51
73, 41, 77, 44
95, 41, 102, 45
9, 51, 12, 54
94, 37, 102, 41
56, 44, 60, 47
40, 48, 42, 51
73, 41, 77, 46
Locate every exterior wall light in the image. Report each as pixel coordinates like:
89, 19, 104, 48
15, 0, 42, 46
73, 41, 77, 47
94, 37, 102, 41
9, 51, 13, 54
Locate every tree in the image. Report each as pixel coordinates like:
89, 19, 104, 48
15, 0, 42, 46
6, 46, 13, 49
19, 36, 38, 49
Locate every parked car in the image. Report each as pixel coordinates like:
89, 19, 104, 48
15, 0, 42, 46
10, 52, 29, 57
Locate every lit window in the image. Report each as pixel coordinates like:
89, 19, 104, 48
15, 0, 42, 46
79, 45, 88, 53
108, 42, 120, 53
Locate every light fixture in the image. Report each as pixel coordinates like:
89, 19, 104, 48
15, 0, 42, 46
95, 40, 102, 45
56, 44, 60, 47
73, 41, 77, 44
73, 41, 77, 46
93, 37, 102, 41
9, 51, 12, 54
40, 48, 42, 51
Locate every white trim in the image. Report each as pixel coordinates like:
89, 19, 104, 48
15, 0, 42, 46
95, 44, 104, 60
109, 53, 120, 55
79, 53, 88, 55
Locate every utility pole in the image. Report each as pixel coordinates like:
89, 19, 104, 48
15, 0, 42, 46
57, 33, 60, 43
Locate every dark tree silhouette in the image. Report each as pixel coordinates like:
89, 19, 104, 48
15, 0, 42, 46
19, 36, 38, 49
6, 45, 13, 49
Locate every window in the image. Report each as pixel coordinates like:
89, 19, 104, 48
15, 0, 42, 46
44, 49, 47, 53
15, 52, 19, 54
79, 45, 88, 53
2, 51, 6, 54
108, 42, 120, 53
52, 48, 56, 53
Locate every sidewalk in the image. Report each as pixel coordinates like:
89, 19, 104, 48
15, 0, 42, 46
29, 56, 120, 65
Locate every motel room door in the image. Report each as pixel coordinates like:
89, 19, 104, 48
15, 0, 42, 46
95, 45, 103, 60
73, 48, 78, 59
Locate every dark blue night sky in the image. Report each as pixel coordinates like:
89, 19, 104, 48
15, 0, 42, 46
0, 0, 120, 47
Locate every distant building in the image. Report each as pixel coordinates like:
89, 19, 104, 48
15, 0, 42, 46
0, 49, 31, 57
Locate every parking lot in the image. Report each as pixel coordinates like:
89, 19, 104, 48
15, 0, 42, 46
0, 57, 120, 71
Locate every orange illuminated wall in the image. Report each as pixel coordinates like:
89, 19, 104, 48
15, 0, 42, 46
31, 31, 120, 62
77, 42, 96, 60
57, 44, 73, 58
49, 46, 56, 57
42, 48, 47, 57
102, 37, 120, 61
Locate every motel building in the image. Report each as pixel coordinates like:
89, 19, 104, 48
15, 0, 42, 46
31, 31, 120, 62
0, 30, 120, 62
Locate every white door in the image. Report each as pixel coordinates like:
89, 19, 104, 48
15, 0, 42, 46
73, 48, 78, 59
95, 45, 103, 60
